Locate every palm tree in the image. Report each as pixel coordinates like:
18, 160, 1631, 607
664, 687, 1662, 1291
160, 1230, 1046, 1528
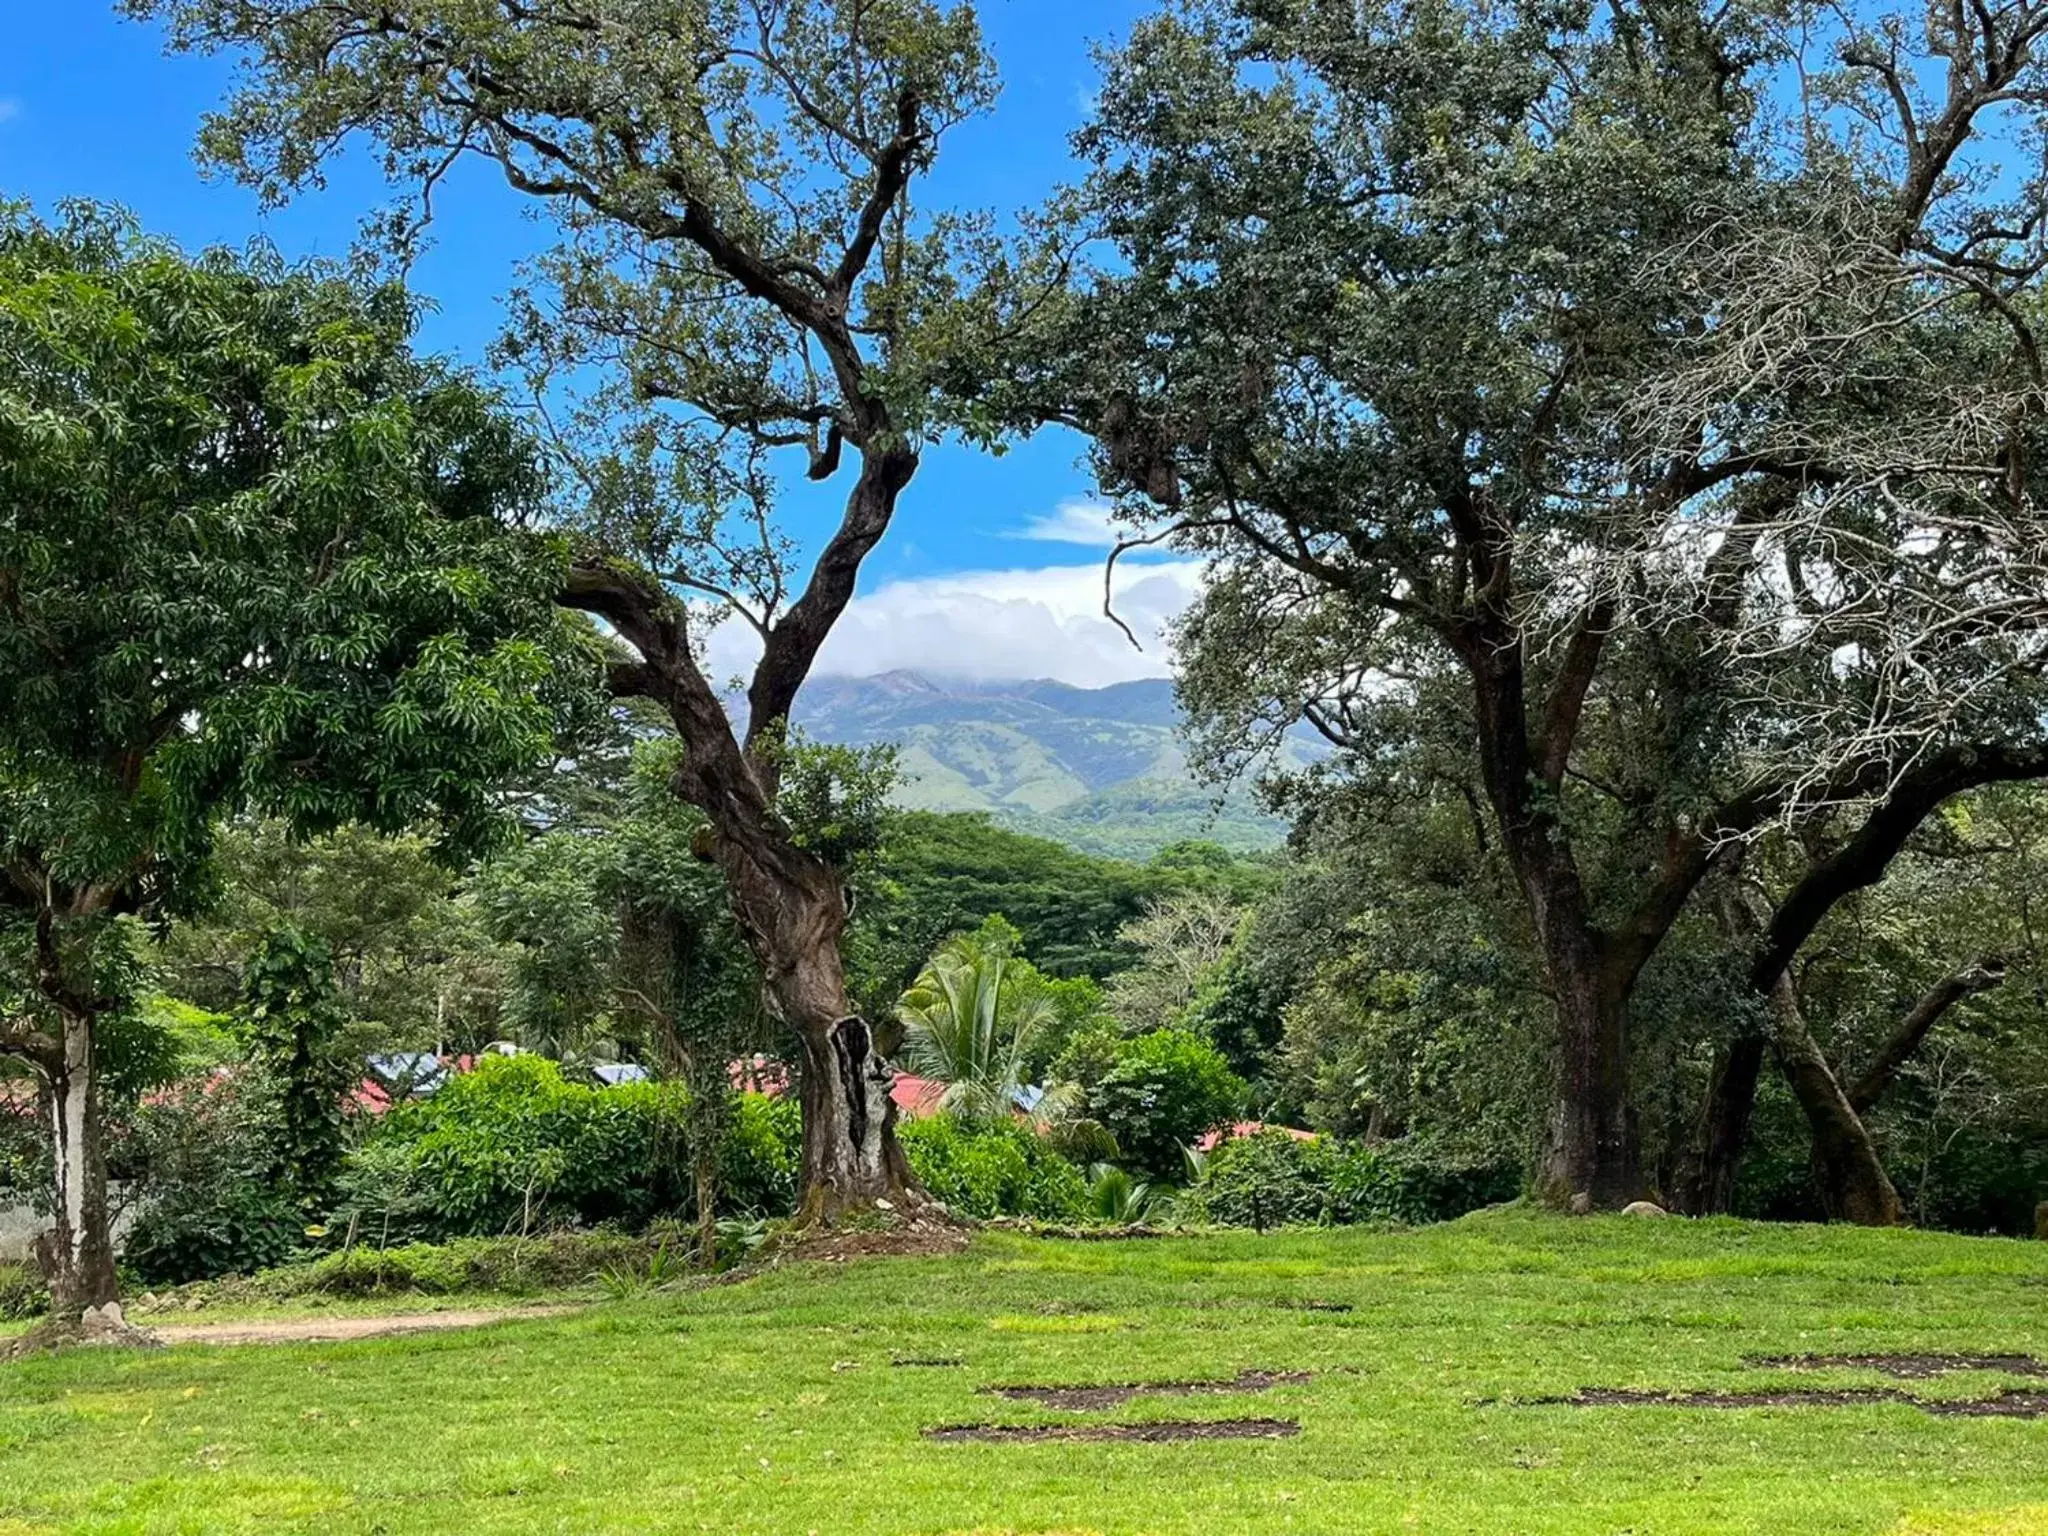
897, 935, 1059, 1121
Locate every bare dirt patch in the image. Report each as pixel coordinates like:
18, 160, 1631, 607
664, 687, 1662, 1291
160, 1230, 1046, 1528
1559, 1387, 1916, 1410
924, 1417, 1303, 1444
982, 1369, 1314, 1411
1750, 1353, 2048, 1380
1548, 1386, 2048, 1419
774, 1217, 973, 1266
152, 1306, 577, 1347
1924, 1390, 2048, 1418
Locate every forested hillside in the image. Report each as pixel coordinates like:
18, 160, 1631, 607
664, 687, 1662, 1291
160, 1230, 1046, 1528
791, 672, 1306, 857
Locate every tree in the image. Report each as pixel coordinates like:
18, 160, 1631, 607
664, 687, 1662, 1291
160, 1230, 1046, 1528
239, 928, 354, 1214
153, 820, 481, 1044
139, 0, 1063, 1220
995, 0, 2048, 1207
896, 918, 1063, 1122
1104, 889, 1245, 1036
0, 205, 579, 1327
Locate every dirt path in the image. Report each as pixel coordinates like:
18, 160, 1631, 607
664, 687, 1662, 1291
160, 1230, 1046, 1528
150, 1305, 578, 1346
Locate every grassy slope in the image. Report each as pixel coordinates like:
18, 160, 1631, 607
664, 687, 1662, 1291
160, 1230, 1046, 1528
2, 1211, 2046, 1535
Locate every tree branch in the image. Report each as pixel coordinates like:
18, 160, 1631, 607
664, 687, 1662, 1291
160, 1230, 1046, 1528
1846, 956, 2008, 1115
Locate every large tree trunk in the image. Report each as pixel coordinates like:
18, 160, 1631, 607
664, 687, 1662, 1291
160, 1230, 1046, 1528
715, 834, 922, 1225
38, 1006, 119, 1320
1536, 948, 1642, 1208
1460, 616, 1645, 1210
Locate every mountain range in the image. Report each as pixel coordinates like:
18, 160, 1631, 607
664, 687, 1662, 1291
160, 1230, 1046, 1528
789, 671, 1307, 859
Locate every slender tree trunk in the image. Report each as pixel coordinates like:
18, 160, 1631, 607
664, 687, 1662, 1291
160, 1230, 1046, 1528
1763, 976, 1902, 1226
38, 1005, 119, 1319
1673, 1032, 1766, 1215
693, 1145, 719, 1268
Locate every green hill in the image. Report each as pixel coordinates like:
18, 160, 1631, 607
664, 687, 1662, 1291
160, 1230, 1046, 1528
791, 672, 1304, 857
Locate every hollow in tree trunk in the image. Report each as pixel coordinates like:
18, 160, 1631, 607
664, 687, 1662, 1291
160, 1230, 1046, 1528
714, 833, 923, 1226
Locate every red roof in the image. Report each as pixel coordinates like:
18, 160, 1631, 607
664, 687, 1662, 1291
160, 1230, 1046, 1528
1195, 1121, 1319, 1153
728, 1058, 949, 1120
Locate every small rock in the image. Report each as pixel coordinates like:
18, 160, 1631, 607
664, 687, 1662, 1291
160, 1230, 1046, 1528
874, 1198, 894, 1211
1622, 1201, 1669, 1218
1569, 1191, 1594, 1216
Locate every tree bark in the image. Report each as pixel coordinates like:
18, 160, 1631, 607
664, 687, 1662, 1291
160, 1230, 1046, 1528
1534, 938, 1641, 1209
1457, 593, 1644, 1208
38, 1005, 119, 1319
1672, 1031, 1766, 1216
1847, 960, 2006, 1116
561, 456, 929, 1227
1762, 975, 1903, 1226
714, 848, 920, 1223
1671, 748, 2048, 1214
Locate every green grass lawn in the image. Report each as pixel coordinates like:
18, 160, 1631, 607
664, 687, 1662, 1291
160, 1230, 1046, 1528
3, 1209, 2047, 1534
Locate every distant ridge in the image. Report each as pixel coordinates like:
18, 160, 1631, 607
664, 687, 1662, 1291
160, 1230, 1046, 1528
789, 671, 1305, 859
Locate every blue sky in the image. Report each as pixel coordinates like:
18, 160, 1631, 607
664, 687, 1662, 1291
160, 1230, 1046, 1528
0, 1, 1197, 686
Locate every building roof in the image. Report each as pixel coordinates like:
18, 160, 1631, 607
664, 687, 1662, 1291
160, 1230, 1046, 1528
1195, 1121, 1320, 1153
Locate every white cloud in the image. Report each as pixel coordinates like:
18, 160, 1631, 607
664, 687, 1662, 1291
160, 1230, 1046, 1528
0, 100, 20, 126
703, 559, 1205, 688
1010, 498, 1125, 549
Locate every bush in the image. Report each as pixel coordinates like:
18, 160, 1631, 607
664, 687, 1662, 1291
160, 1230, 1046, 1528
345, 1056, 799, 1245
898, 1115, 1088, 1220
1086, 1029, 1245, 1180
0, 1261, 47, 1321
131, 1232, 675, 1307
123, 1072, 304, 1286
1182, 1130, 1519, 1228
717, 1092, 802, 1217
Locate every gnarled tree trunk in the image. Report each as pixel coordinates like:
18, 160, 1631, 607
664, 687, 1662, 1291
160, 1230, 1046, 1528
704, 776, 923, 1225
1762, 976, 1902, 1225
1672, 1032, 1766, 1216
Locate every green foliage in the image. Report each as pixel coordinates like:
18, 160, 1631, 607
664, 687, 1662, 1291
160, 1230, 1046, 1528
1083, 1162, 1157, 1224
0, 1261, 46, 1321
870, 812, 1162, 983
237, 928, 352, 1210
154, 821, 481, 1042
0, 201, 588, 893
896, 918, 1058, 1120
1083, 1029, 1246, 1181
123, 1073, 303, 1286
348, 1056, 799, 1245
895, 1114, 1087, 1220
187, 1231, 675, 1300
1181, 1131, 1519, 1229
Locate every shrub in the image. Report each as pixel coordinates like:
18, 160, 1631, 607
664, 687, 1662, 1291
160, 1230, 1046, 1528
123, 1072, 303, 1286
1182, 1130, 1518, 1229
1086, 1029, 1245, 1180
132, 1232, 674, 1307
0, 1261, 47, 1321
345, 1056, 799, 1245
717, 1092, 802, 1217
897, 1115, 1088, 1220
